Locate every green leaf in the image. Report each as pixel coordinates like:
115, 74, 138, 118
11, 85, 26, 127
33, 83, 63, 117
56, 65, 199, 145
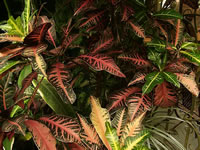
142, 72, 164, 94
18, 65, 32, 88
32, 75, 75, 116
105, 122, 120, 150
146, 39, 167, 52
3, 137, 14, 150
162, 72, 180, 87
122, 130, 149, 150
21, 0, 31, 35
181, 42, 199, 51
147, 50, 161, 68
134, 146, 151, 150
180, 51, 200, 65
7, 16, 24, 37
153, 9, 183, 19
0, 60, 22, 75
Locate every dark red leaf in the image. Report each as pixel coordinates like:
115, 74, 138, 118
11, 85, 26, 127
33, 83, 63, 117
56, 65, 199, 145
128, 72, 146, 86
23, 23, 51, 46
74, 0, 93, 16
0, 44, 24, 58
154, 82, 177, 107
121, 5, 134, 21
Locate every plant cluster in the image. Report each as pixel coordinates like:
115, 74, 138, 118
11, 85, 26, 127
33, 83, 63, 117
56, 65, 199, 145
0, 0, 200, 149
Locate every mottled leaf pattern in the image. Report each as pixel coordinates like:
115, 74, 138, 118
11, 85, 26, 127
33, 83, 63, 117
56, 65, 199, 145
128, 73, 146, 86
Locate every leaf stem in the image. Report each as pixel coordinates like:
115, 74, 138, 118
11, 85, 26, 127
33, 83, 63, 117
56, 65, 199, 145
3, 0, 11, 18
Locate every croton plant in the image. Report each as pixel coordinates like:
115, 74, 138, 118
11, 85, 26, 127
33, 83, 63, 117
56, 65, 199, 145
0, 0, 200, 149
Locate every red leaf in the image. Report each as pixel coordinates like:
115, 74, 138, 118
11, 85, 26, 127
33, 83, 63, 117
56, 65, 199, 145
39, 115, 81, 143
154, 20, 168, 40
25, 119, 57, 150
128, 93, 151, 121
154, 82, 177, 107
0, 44, 24, 58
62, 34, 79, 50
174, 19, 183, 46
67, 143, 85, 150
121, 5, 134, 21
48, 62, 76, 104
118, 53, 150, 66
128, 21, 145, 38
17, 72, 38, 99
128, 72, 146, 86
79, 54, 126, 78
108, 87, 140, 111
23, 23, 51, 46
74, 0, 93, 16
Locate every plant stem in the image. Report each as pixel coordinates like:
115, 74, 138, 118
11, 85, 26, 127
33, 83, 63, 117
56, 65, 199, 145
3, 0, 11, 18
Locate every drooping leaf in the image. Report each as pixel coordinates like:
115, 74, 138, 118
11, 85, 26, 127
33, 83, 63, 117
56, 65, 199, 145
0, 34, 23, 43
121, 5, 134, 21
153, 9, 183, 19
162, 72, 180, 87
128, 73, 146, 86
176, 72, 199, 97
77, 114, 100, 146
142, 72, 164, 94
111, 108, 127, 136
79, 54, 126, 78
128, 93, 151, 121
2, 115, 26, 136
39, 115, 81, 143
118, 54, 150, 67
0, 60, 22, 75
74, 0, 93, 16
21, 0, 31, 35
38, 16, 57, 47
90, 96, 111, 150
22, 44, 48, 57
154, 81, 177, 107
120, 113, 145, 145
25, 119, 57, 150
180, 51, 200, 66
128, 21, 145, 38
48, 62, 76, 104
0, 72, 15, 111
7, 16, 24, 37
23, 23, 51, 46
105, 122, 120, 150
122, 130, 149, 150
32, 75, 75, 116
108, 87, 140, 111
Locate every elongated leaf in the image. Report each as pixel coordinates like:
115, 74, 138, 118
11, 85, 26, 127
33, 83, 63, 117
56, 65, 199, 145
128, 21, 145, 38
121, 5, 134, 21
120, 113, 145, 145
32, 75, 75, 116
77, 114, 100, 146
79, 54, 125, 78
74, 0, 93, 16
31, 54, 47, 77
118, 54, 150, 67
0, 72, 15, 111
174, 19, 183, 46
22, 44, 48, 57
17, 65, 32, 88
142, 72, 164, 94
154, 81, 177, 107
0, 34, 23, 43
21, 0, 30, 35
25, 119, 57, 150
180, 51, 200, 65
162, 72, 180, 87
108, 87, 140, 111
128, 93, 151, 121
23, 23, 51, 46
122, 130, 149, 150
2, 115, 26, 136
153, 9, 183, 19
105, 122, 120, 150
0, 60, 22, 75
176, 72, 199, 97
3, 137, 14, 150
128, 73, 146, 86
48, 62, 76, 104
90, 96, 111, 150
146, 39, 169, 52
40, 115, 81, 143
111, 108, 127, 136
0, 44, 24, 58
7, 16, 24, 37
